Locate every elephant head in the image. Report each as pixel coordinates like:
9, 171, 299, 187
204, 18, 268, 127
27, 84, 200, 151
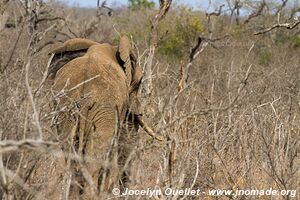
28, 36, 159, 198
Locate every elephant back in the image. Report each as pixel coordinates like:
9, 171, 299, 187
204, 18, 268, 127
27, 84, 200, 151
53, 46, 128, 115
86, 43, 119, 65
48, 38, 100, 79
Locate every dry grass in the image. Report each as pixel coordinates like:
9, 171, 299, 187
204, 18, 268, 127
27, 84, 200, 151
0, 0, 299, 199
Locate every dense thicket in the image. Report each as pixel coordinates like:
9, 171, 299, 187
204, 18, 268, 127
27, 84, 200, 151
0, 0, 299, 199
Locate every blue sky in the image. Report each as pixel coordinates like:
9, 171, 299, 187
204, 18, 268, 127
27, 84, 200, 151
64, 0, 211, 9
63, 0, 300, 14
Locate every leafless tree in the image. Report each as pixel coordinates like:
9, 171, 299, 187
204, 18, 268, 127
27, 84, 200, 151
244, 0, 266, 24
226, 0, 242, 26
142, 0, 172, 98
206, 4, 224, 34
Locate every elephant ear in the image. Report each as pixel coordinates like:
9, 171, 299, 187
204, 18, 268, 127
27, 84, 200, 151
49, 38, 99, 54
118, 36, 143, 116
118, 36, 134, 87
118, 36, 131, 62
118, 35, 142, 88
47, 38, 99, 79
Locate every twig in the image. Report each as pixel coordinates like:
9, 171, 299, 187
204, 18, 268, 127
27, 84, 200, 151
0, 139, 58, 154
36, 16, 65, 24
25, 60, 43, 139
4, 166, 36, 194
168, 139, 176, 186
33, 53, 54, 96
54, 75, 100, 98
0, 154, 8, 195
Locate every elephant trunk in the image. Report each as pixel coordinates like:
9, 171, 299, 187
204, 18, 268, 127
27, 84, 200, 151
135, 115, 164, 142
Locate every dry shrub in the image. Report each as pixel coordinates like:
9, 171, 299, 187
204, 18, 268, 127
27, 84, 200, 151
0, 0, 299, 199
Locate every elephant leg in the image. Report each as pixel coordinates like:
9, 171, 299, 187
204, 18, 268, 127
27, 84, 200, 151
80, 105, 120, 197
118, 112, 140, 190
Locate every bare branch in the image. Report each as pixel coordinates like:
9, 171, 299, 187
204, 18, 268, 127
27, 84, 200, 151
189, 37, 202, 62
168, 139, 176, 185
98, 1, 113, 16
135, 115, 164, 142
178, 35, 229, 92
25, 60, 44, 139
234, 0, 242, 25
0, 139, 58, 154
142, 0, 172, 97
227, 0, 242, 26
206, 4, 224, 33
36, 16, 65, 24
0, 154, 8, 196
275, 0, 288, 16
54, 75, 100, 98
178, 37, 202, 92
244, 0, 266, 24
254, 19, 300, 35
33, 53, 54, 96
206, 4, 224, 17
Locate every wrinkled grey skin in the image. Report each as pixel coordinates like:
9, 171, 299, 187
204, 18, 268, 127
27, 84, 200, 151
28, 36, 143, 199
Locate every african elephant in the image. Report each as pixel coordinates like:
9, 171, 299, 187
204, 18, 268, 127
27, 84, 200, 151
27, 36, 155, 199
